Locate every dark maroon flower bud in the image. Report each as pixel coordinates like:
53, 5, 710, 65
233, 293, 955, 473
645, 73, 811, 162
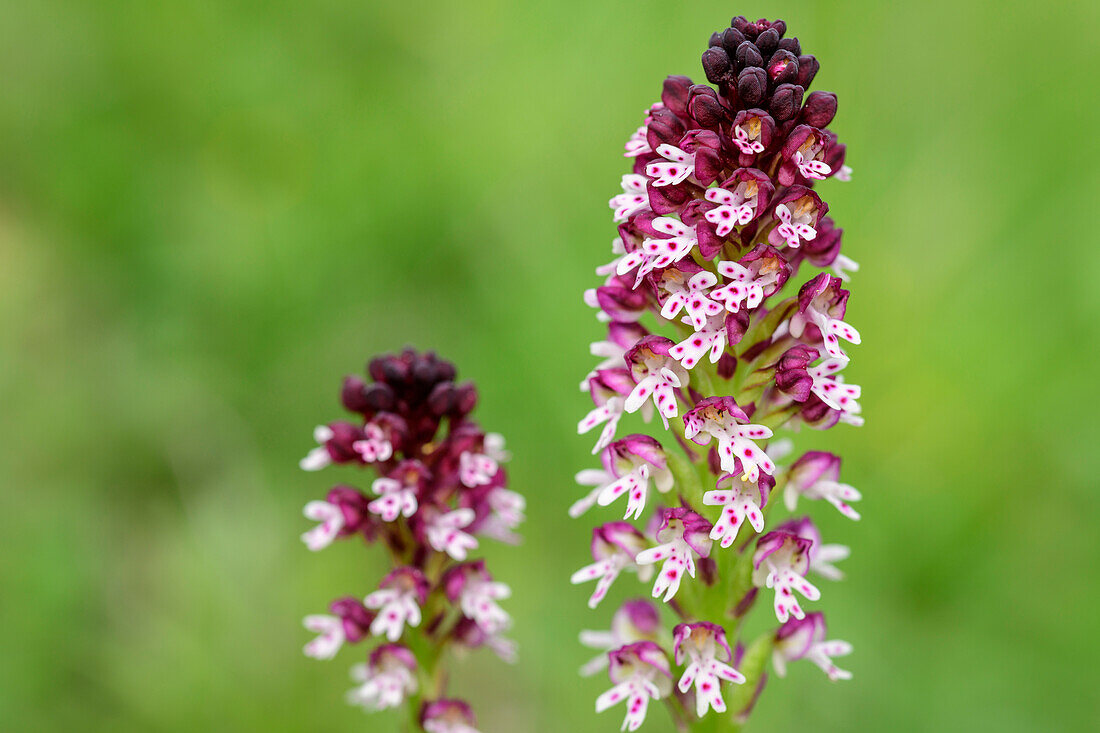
361, 382, 395, 412
661, 75, 694, 118
730, 16, 751, 35
646, 107, 686, 148
736, 41, 763, 69
737, 67, 768, 106
778, 36, 801, 55
341, 375, 370, 413
717, 352, 738, 380
775, 345, 820, 401
324, 421, 364, 464
427, 381, 456, 416
801, 217, 843, 268
702, 47, 734, 86
719, 27, 746, 55
646, 181, 692, 215
767, 50, 799, 85
755, 28, 780, 58
800, 90, 837, 128
800, 394, 840, 429
769, 83, 804, 122
709, 30, 724, 48
688, 85, 728, 128
451, 381, 478, 418
325, 485, 373, 534
796, 54, 820, 87
725, 309, 752, 346
330, 596, 374, 643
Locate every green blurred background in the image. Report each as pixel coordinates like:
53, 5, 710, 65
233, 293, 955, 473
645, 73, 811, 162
2, 1, 1098, 730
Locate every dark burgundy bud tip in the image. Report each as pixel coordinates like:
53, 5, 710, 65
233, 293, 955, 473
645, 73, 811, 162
688, 92, 727, 128
778, 36, 801, 56
340, 376, 369, 413
801, 90, 838, 128
736, 40, 763, 69
767, 50, 799, 85
662, 75, 694, 117
702, 47, 733, 84
769, 83, 804, 122
797, 55, 820, 88
362, 382, 395, 412
709, 31, 724, 48
452, 382, 478, 417
427, 382, 456, 416
719, 27, 746, 56
755, 28, 780, 58
737, 67, 768, 106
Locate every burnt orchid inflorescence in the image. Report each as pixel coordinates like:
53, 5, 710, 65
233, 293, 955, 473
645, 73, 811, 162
574, 15, 861, 731
300, 349, 521, 732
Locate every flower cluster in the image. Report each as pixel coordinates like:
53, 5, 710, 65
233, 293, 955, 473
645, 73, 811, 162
574, 15, 860, 730
300, 350, 522, 731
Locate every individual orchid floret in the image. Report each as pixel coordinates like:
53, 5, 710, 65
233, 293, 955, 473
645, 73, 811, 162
581, 321, 648, 390
657, 265, 724, 331
774, 345, 862, 416
624, 124, 652, 158
673, 622, 746, 717
578, 368, 633, 454
596, 641, 673, 732
476, 485, 526, 544
346, 644, 418, 711
459, 450, 499, 488
421, 699, 481, 733
753, 531, 820, 623
773, 612, 852, 681
579, 599, 661, 676
711, 245, 790, 313
635, 507, 713, 602
729, 109, 775, 161
301, 486, 372, 551
443, 560, 512, 634
670, 312, 730, 370
421, 506, 478, 560
830, 253, 860, 281
364, 566, 429, 642
790, 273, 861, 360
785, 450, 862, 520
623, 336, 688, 426
595, 435, 674, 520
610, 174, 651, 222
768, 187, 826, 249
703, 168, 773, 235
645, 143, 695, 186
352, 421, 394, 462
303, 598, 373, 660
776, 517, 850, 581
780, 125, 833, 183
703, 467, 775, 548
617, 217, 699, 287
683, 397, 775, 482
571, 522, 653, 609
299, 422, 362, 471
368, 461, 427, 522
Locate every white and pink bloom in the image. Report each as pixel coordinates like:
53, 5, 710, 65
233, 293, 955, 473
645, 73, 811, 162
645, 143, 695, 186
777, 516, 850, 582
673, 622, 746, 717
703, 467, 775, 548
670, 312, 730, 370
364, 567, 429, 642
301, 486, 372, 551
346, 644, 418, 711
774, 612, 852, 681
623, 336, 689, 426
571, 522, 653, 609
616, 216, 699, 287
768, 187, 827, 249
683, 397, 775, 482
577, 368, 633, 455
774, 345, 863, 424
421, 699, 482, 733
303, 597, 374, 659
596, 641, 672, 732
703, 168, 773, 235
657, 264, 724, 331
352, 421, 394, 462
443, 561, 512, 635
421, 506, 479, 561
579, 599, 661, 676
710, 245, 790, 313
367, 461, 425, 522
790, 273, 861, 361
635, 507, 713, 602
610, 174, 651, 223
753, 531, 821, 623
785, 451, 862, 520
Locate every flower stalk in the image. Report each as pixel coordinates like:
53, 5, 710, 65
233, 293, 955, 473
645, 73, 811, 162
573, 15, 862, 731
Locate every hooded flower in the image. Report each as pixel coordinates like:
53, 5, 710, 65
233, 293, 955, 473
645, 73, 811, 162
774, 612, 852, 680
673, 622, 746, 716
579, 599, 662, 676
635, 507, 713, 601
703, 466, 775, 548
346, 644, 418, 711
785, 451, 862, 520
790, 274, 861, 361
443, 561, 512, 635
364, 567, 429, 642
623, 336, 689, 426
596, 641, 673, 732
753, 531, 821, 623
421, 699, 481, 733
683, 397, 775, 482
571, 523, 653, 609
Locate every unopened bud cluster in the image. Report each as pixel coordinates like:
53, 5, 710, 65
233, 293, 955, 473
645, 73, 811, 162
575, 15, 861, 731
300, 350, 522, 732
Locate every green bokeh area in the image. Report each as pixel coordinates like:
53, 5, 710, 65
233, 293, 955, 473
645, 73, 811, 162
2, 1, 1098, 730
